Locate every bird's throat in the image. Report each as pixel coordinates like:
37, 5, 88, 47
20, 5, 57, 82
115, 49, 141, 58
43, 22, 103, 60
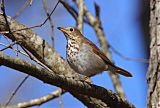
66, 39, 80, 60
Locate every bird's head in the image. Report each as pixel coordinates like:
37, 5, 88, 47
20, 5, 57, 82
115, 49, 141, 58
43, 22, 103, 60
57, 26, 82, 40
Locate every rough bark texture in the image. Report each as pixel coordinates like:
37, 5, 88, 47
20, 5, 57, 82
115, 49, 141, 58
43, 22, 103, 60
0, 52, 134, 108
0, 13, 135, 108
0, 13, 107, 108
147, 0, 160, 107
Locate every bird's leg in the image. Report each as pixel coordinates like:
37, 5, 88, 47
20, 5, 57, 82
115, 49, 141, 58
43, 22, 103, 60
82, 76, 92, 84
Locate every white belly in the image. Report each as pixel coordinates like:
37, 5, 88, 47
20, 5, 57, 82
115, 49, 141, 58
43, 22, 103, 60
67, 43, 106, 76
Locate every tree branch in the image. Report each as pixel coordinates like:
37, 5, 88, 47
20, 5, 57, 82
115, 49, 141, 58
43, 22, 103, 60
12, 0, 32, 19
0, 10, 135, 107
0, 12, 108, 107
4, 75, 30, 107
0, 51, 135, 108
75, 0, 84, 32
72, 1, 126, 99
42, 0, 55, 49
6, 89, 65, 108
60, 0, 126, 99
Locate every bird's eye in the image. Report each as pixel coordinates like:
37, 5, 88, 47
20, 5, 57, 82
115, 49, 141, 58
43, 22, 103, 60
70, 28, 74, 32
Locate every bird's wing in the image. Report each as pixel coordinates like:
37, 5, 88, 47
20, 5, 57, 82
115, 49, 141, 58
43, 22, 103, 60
83, 37, 114, 66
82, 36, 132, 77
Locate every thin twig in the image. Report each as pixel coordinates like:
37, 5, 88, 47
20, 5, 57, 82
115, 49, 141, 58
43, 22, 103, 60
0, 39, 61, 107
13, 0, 59, 32
1, 0, 54, 72
109, 44, 149, 63
0, 40, 17, 51
42, 0, 55, 49
1, 0, 55, 74
6, 89, 65, 108
13, 0, 31, 19
20, 46, 53, 73
2, 39, 30, 107
0, 42, 31, 57
60, 0, 78, 22
3, 35, 17, 55
0, 41, 55, 73
60, 0, 90, 25
4, 75, 30, 107
1, 0, 60, 33
1, 0, 15, 41
0, 0, 53, 73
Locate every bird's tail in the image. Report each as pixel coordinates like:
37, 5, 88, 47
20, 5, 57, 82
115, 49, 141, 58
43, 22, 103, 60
106, 65, 132, 77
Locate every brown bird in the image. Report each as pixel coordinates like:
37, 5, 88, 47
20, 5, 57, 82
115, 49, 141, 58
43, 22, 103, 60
58, 27, 132, 77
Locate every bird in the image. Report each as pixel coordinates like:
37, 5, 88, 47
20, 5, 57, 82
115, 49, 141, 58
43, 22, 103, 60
57, 26, 132, 77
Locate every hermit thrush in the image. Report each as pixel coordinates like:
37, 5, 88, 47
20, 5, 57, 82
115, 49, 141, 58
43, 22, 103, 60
58, 27, 132, 77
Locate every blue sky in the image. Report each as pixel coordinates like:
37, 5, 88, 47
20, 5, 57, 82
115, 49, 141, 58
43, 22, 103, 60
0, 0, 148, 108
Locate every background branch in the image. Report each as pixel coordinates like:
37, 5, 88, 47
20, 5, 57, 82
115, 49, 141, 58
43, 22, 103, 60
75, 0, 84, 32
109, 44, 149, 63
4, 75, 30, 107
42, 0, 55, 49
12, 0, 32, 19
6, 89, 65, 108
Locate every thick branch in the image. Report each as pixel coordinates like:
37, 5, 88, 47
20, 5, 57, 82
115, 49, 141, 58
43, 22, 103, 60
0, 13, 108, 107
0, 51, 134, 108
0, 13, 135, 107
0, 13, 79, 78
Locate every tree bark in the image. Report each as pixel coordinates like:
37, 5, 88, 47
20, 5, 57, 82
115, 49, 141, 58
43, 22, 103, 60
0, 13, 135, 108
147, 0, 160, 107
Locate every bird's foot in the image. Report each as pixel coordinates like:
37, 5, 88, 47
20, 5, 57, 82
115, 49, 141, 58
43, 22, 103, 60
82, 76, 92, 84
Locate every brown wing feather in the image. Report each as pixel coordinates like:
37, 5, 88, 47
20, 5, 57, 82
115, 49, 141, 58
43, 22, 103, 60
81, 36, 132, 77
82, 37, 114, 66
83, 37, 133, 77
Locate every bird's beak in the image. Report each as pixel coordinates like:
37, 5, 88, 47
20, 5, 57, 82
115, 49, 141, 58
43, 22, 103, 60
57, 27, 68, 34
